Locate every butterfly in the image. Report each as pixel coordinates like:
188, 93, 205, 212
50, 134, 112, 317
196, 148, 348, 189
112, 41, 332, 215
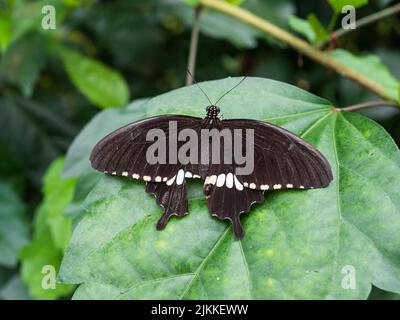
90, 78, 333, 239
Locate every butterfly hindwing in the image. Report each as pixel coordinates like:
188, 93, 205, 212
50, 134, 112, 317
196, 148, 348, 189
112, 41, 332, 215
203, 166, 264, 238
146, 172, 188, 230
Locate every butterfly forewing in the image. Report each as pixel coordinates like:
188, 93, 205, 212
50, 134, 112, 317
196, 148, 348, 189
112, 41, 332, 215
222, 119, 333, 191
90, 115, 205, 181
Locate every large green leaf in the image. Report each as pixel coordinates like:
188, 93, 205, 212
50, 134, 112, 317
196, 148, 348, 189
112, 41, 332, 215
57, 47, 130, 109
59, 78, 400, 299
20, 158, 76, 299
0, 182, 29, 267
331, 49, 399, 101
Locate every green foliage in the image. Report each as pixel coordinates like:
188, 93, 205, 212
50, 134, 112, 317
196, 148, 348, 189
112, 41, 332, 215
0, 183, 29, 267
181, 0, 246, 6
306, 14, 328, 44
0, 32, 46, 96
57, 47, 130, 109
288, 15, 317, 43
328, 0, 368, 12
331, 49, 399, 101
20, 158, 76, 299
0, 96, 74, 185
59, 78, 400, 299
0, 11, 12, 52
176, 0, 294, 48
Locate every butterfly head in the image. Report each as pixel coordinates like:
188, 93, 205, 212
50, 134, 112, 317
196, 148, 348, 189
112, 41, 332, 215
206, 105, 220, 119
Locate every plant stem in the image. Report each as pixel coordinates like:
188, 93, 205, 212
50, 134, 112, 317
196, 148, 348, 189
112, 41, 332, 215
199, 0, 397, 103
320, 3, 400, 48
186, 6, 202, 86
342, 100, 400, 112
327, 12, 339, 33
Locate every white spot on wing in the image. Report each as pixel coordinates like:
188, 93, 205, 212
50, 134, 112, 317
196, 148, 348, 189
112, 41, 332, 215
226, 173, 233, 188
286, 184, 293, 188
132, 174, 139, 179
193, 174, 201, 178
163, 177, 168, 182
209, 175, 217, 185
185, 172, 192, 178
249, 183, 256, 189
260, 184, 269, 190
122, 172, 128, 176
155, 176, 162, 182
273, 184, 282, 190
176, 169, 185, 185
234, 175, 243, 191
143, 176, 151, 181
216, 174, 225, 187
166, 175, 176, 186
112, 172, 117, 175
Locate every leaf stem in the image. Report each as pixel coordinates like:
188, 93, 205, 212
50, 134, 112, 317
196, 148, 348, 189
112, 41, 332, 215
327, 12, 339, 33
320, 3, 400, 48
186, 6, 202, 86
342, 100, 400, 112
198, 0, 397, 103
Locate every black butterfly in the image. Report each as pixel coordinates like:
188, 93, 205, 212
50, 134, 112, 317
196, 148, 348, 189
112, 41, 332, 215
90, 80, 333, 239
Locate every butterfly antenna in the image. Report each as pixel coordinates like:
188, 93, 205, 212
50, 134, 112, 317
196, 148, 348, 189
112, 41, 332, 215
214, 76, 247, 106
187, 69, 213, 106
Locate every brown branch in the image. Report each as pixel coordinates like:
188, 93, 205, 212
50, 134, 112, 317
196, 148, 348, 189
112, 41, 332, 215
199, 0, 398, 104
342, 100, 400, 112
186, 6, 202, 85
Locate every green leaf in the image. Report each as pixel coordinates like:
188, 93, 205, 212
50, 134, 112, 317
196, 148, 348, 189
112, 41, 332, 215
0, 182, 29, 267
288, 16, 316, 43
42, 159, 76, 250
20, 158, 76, 299
0, 32, 46, 96
58, 78, 400, 299
0, 11, 12, 52
307, 14, 328, 43
57, 47, 130, 109
328, 0, 368, 12
331, 49, 399, 101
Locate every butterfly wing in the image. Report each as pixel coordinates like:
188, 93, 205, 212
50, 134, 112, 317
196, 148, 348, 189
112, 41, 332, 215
203, 119, 332, 238
222, 119, 333, 190
90, 115, 204, 228
90, 115, 205, 180
203, 164, 264, 239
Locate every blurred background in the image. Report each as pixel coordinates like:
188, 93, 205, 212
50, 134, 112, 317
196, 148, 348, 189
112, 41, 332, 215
0, 0, 399, 299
